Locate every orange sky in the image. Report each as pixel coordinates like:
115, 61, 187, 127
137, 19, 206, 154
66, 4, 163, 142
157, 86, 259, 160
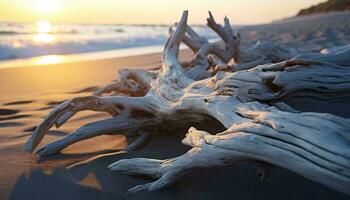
0, 0, 324, 24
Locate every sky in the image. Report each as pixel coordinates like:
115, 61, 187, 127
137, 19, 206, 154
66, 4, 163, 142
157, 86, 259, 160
0, 0, 324, 25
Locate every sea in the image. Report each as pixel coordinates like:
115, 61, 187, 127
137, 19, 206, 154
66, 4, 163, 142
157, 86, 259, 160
0, 21, 220, 67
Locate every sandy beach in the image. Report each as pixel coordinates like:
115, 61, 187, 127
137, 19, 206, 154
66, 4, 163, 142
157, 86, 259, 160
1, 12, 350, 200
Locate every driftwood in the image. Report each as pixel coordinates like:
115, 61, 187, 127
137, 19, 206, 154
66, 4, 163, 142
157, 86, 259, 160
25, 11, 350, 195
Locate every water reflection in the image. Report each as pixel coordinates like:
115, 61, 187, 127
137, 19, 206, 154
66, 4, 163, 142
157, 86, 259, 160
33, 20, 56, 43
34, 55, 63, 65
33, 33, 55, 43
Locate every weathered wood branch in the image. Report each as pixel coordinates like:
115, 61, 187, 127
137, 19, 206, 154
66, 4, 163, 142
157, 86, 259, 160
110, 107, 350, 194
25, 11, 350, 195
178, 11, 240, 80
93, 68, 158, 96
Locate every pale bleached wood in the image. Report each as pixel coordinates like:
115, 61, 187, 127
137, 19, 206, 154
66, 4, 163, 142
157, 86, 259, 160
110, 108, 350, 194
25, 11, 350, 195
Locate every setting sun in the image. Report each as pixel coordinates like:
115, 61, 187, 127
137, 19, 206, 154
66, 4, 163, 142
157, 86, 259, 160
36, 20, 52, 33
0, 0, 323, 24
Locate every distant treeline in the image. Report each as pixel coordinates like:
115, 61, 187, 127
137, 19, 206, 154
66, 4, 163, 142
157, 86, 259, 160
297, 0, 350, 16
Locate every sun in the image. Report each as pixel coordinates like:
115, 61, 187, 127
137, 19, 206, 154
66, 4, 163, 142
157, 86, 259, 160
35, 0, 62, 15
36, 20, 53, 33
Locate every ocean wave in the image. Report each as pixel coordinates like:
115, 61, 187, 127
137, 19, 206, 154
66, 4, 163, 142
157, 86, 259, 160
0, 22, 217, 60
0, 35, 169, 60
0, 31, 22, 35
0, 30, 82, 35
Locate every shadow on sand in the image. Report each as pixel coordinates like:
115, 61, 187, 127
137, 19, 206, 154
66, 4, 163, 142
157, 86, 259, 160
9, 122, 349, 200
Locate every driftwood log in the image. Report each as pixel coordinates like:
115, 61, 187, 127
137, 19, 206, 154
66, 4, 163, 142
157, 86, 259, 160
25, 11, 350, 195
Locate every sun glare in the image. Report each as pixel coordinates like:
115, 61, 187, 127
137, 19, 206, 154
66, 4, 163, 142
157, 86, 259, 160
34, 55, 64, 65
33, 33, 55, 43
36, 20, 52, 33
33, 21, 55, 43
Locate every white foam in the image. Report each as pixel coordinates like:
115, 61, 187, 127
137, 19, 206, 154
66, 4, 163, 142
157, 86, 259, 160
0, 23, 218, 61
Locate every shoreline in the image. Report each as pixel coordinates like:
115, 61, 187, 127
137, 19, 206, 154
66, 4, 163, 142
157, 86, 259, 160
0, 45, 165, 69
0, 38, 217, 70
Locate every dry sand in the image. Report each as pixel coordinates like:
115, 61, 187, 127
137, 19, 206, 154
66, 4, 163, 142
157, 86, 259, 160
1, 12, 350, 200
